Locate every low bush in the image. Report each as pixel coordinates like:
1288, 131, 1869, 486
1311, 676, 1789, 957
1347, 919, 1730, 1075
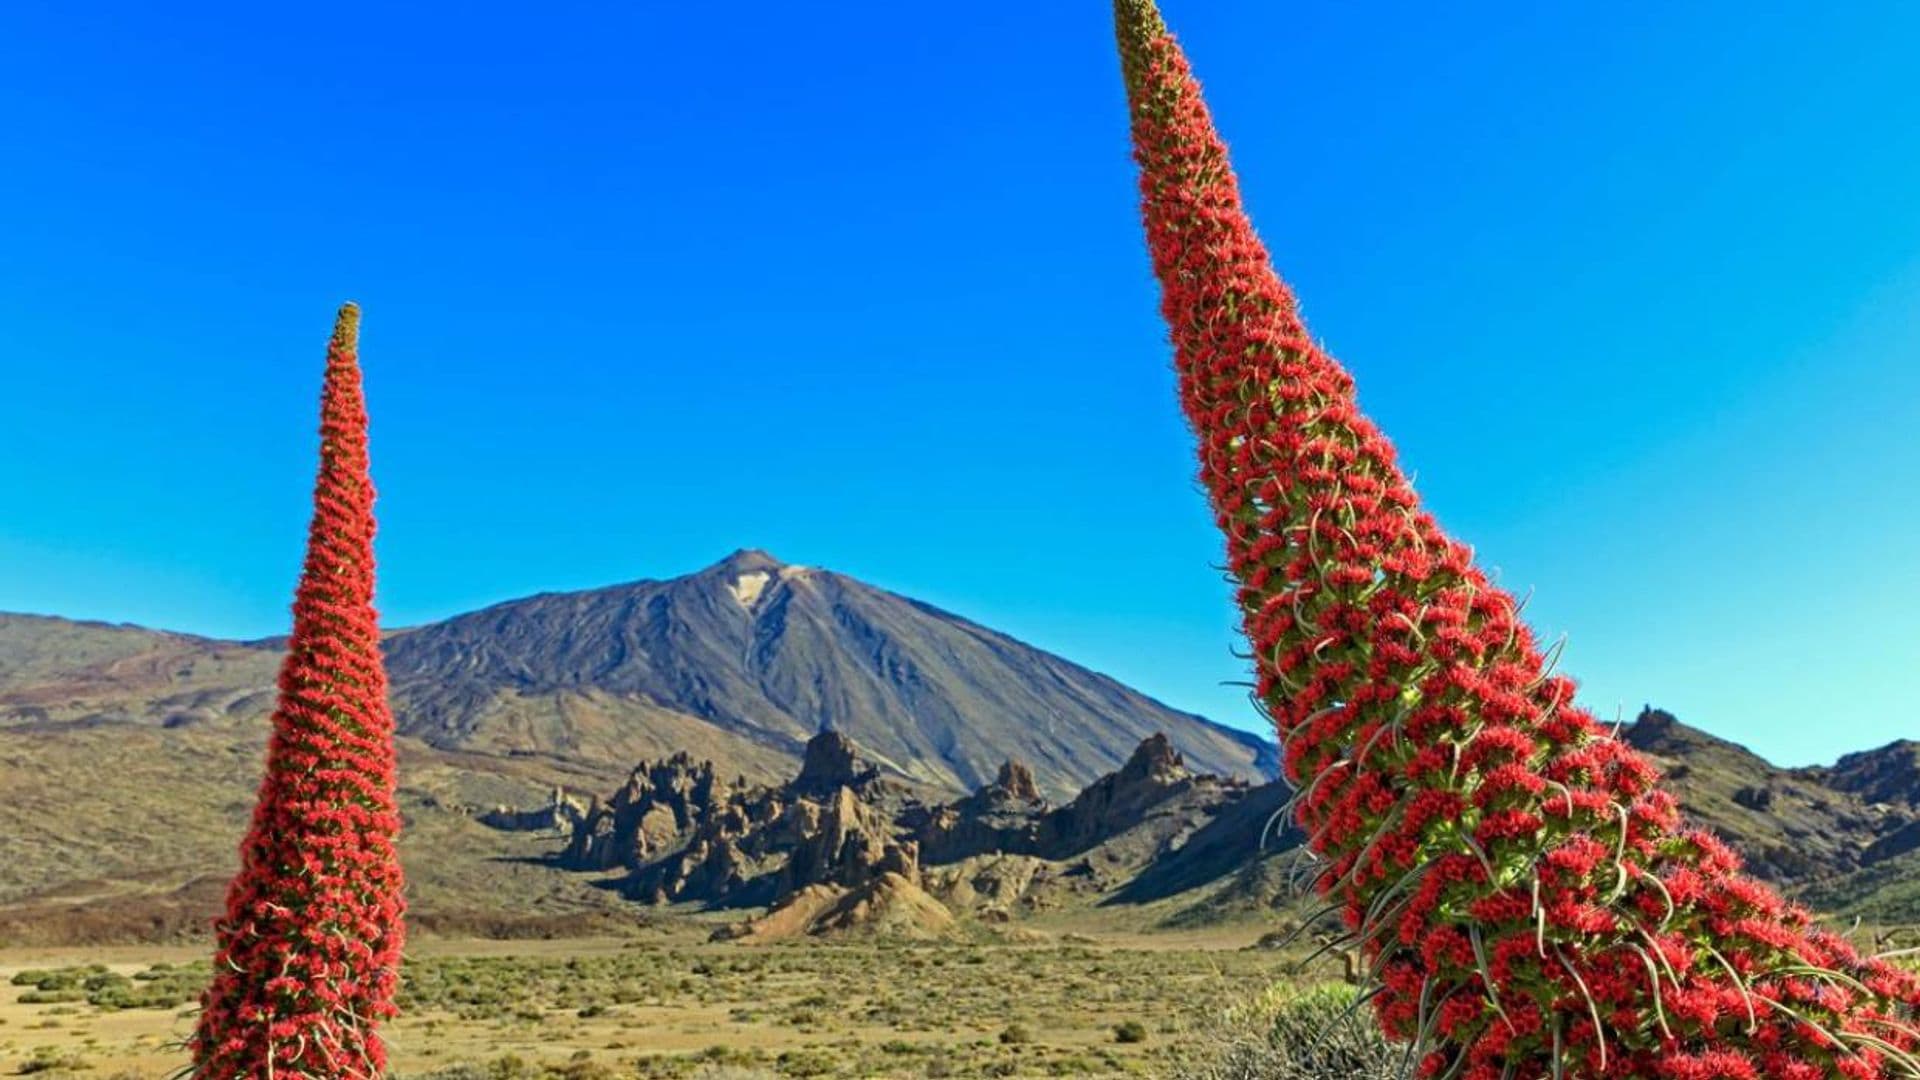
1166, 983, 1398, 1080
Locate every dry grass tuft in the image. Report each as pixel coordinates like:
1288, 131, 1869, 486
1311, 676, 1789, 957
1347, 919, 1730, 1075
1166, 982, 1400, 1080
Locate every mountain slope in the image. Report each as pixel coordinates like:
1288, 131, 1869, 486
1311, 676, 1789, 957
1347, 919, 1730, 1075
0, 551, 1275, 941
382, 549, 1276, 798
0, 612, 281, 727
1624, 708, 1920, 894
13, 571, 1920, 944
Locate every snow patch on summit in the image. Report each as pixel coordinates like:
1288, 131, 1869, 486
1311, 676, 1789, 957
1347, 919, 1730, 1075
729, 571, 772, 609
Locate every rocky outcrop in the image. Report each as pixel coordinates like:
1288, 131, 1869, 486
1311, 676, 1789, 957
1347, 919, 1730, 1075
989, 760, 1041, 804
783, 785, 920, 893
621, 785, 786, 907
1037, 734, 1241, 857
914, 759, 1051, 864
790, 730, 882, 797
558, 728, 1283, 934
560, 753, 735, 871
557, 732, 924, 911
478, 787, 588, 833
713, 872, 956, 943
1823, 742, 1920, 809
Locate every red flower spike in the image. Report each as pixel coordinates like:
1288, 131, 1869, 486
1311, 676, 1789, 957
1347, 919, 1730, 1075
191, 303, 406, 1080
1111, 1, 1920, 1073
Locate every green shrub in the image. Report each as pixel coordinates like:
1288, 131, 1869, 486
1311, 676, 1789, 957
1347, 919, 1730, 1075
1111, 1019, 1148, 1044
772, 1048, 836, 1077
18, 1047, 88, 1075
9, 963, 205, 1012
394, 1067, 491, 1080
1165, 983, 1398, 1080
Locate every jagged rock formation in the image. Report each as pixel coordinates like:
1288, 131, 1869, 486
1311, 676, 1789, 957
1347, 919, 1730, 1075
556, 733, 921, 913
561, 755, 734, 871
912, 759, 1051, 864
556, 729, 1277, 938
997, 760, 1041, 803
1037, 733, 1215, 855
539, 712, 1920, 939
790, 729, 889, 796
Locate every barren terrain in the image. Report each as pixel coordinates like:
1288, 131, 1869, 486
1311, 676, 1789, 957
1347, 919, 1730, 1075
0, 922, 1324, 1080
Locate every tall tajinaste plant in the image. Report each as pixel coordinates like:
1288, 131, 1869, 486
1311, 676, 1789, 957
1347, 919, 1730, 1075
1112, 2, 1919, 1075
193, 303, 406, 1079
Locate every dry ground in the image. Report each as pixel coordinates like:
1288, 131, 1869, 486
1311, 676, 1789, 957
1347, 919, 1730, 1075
0, 925, 1329, 1079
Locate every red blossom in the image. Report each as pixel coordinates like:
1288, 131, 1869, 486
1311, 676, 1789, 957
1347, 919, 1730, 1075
191, 304, 406, 1080
1111, 0, 1920, 1072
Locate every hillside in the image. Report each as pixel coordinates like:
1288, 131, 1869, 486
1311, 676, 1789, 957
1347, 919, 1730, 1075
0, 551, 1273, 943
9, 563, 1920, 945
1624, 708, 1920, 915
383, 549, 1276, 798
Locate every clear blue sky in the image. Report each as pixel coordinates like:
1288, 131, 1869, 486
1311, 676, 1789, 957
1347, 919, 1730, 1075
3, 2, 1916, 767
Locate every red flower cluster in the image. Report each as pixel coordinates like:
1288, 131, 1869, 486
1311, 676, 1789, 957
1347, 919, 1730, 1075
1111, 1, 1920, 1074
191, 304, 406, 1079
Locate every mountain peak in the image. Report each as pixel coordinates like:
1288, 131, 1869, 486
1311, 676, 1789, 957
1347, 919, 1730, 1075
710, 549, 785, 574
706, 550, 794, 610
370, 550, 1273, 800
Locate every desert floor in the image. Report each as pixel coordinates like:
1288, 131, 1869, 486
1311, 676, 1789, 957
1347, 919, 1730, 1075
0, 920, 1321, 1079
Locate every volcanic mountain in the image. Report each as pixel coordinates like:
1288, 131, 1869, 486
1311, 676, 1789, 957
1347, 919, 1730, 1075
10, 553, 1920, 945
380, 549, 1276, 798
0, 549, 1273, 942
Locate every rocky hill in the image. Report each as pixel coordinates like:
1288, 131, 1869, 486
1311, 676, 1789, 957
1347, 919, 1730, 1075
1615, 708, 1920, 925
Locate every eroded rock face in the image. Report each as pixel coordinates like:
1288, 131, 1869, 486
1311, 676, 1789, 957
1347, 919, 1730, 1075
624, 786, 788, 906
1039, 733, 1222, 857
560, 732, 921, 910
783, 785, 920, 893
559, 753, 732, 872
558, 729, 1269, 935
992, 760, 1042, 804
791, 730, 881, 796
916, 758, 1051, 864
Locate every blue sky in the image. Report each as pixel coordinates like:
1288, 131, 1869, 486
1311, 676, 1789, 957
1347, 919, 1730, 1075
3, 2, 1916, 766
